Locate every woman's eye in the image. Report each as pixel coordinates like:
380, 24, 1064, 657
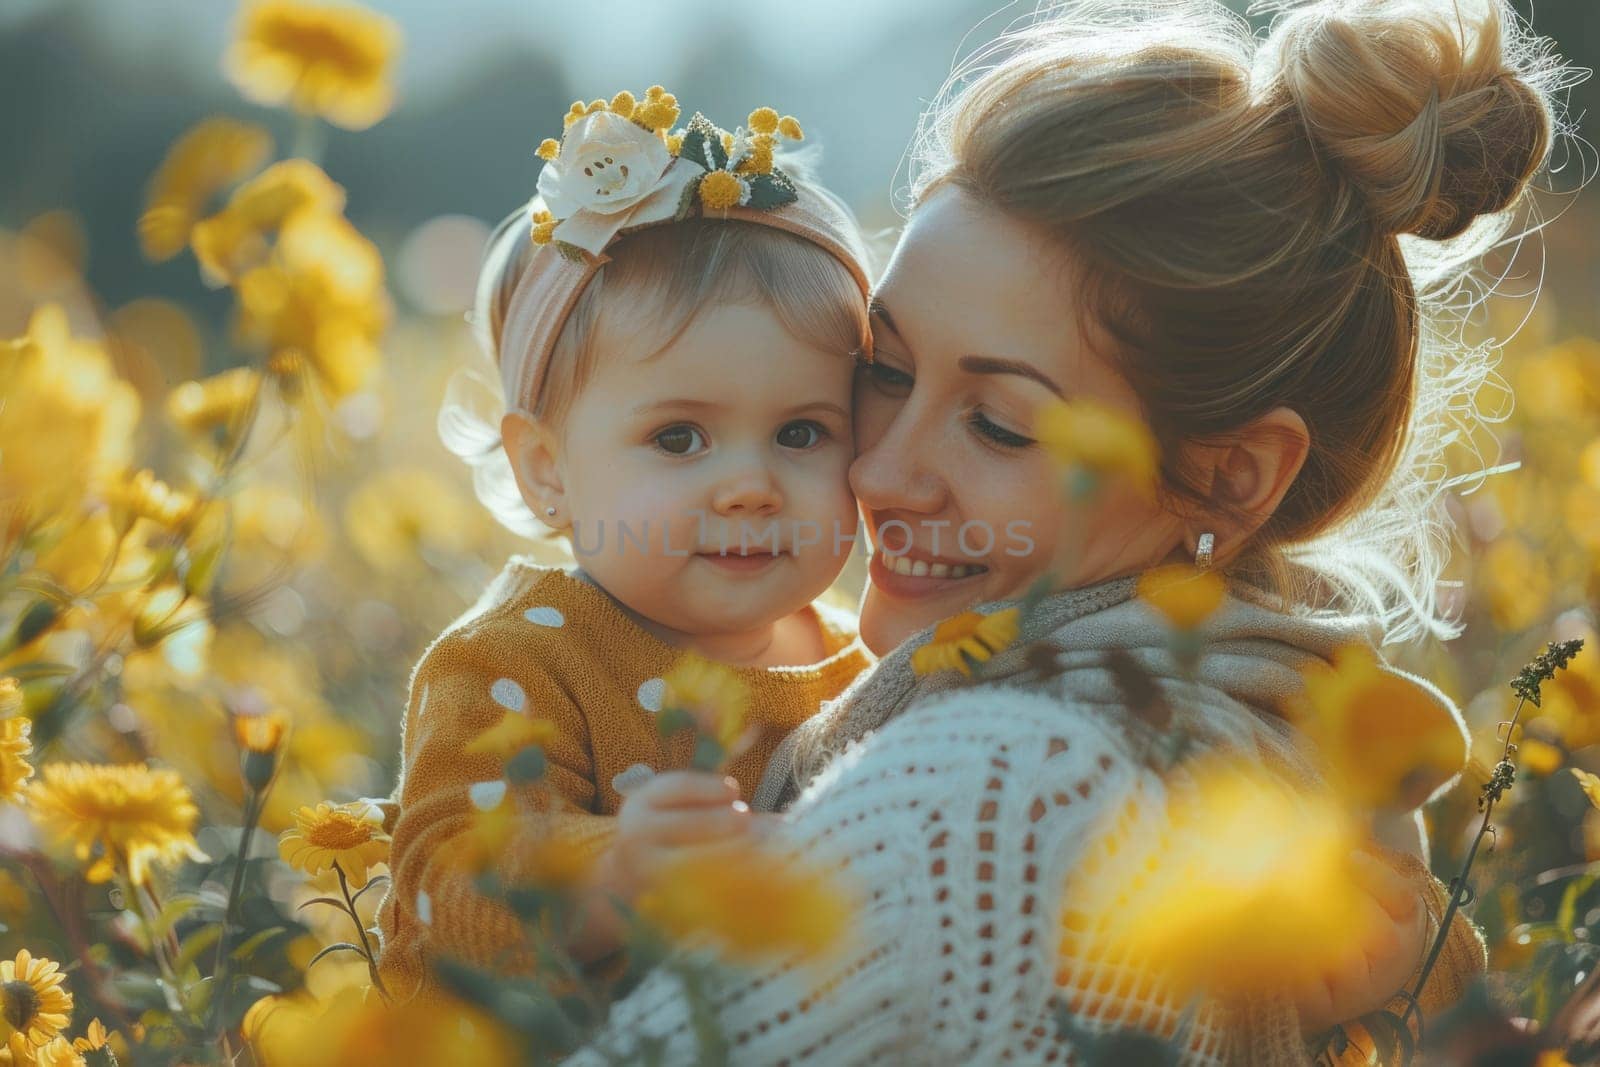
776, 421, 827, 450
653, 425, 705, 455
968, 411, 1034, 450
856, 357, 914, 396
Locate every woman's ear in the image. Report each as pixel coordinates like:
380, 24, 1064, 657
501, 410, 568, 527
1184, 406, 1310, 560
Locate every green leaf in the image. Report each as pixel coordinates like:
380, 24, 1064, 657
174, 922, 223, 977
307, 942, 366, 970
674, 174, 703, 222
295, 896, 348, 914
350, 875, 391, 908
231, 924, 289, 961
745, 175, 797, 211
1558, 875, 1595, 937
682, 114, 725, 171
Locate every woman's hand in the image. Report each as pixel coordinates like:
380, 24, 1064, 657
564, 772, 753, 963
1293, 846, 1429, 1035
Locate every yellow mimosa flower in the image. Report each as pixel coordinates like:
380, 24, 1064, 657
226, 0, 401, 131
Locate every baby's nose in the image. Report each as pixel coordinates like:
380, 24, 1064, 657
712, 469, 783, 516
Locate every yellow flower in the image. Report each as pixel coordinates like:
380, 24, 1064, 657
662, 653, 750, 752
166, 367, 262, 436
225, 0, 401, 131
698, 170, 748, 212
608, 91, 636, 118
632, 86, 680, 132
535, 138, 560, 162
278, 801, 390, 882
1032, 397, 1160, 498
1291, 644, 1467, 811
29, 1035, 86, 1067
139, 118, 273, 262
747, 107, 779, 135
776, 116, 803, 140
736, 134, 775, 176
1574, 768, 1600, 809
342, 466, 482, 574
27, 763, 207, 886
910, 607, 1021, 678
1136, 563, 1226, 630
563, 100, 587, 128
1061, 755, 1368, 1002
234, 710, 290, 756
191, 159, 347, 284
0, 677, 20, 718
0, 950, 72, 1061
464, 713, 559, 760
245, 986, 518, 1067
105, 469, 200, 535
638, 847, 851, 963
1520, 737, 1564, 777
0, 713, 33, 805
71, 1019, 111, 1055
665, 133, 684, 156
235, 210, 388, 401
0, 306, 141, 530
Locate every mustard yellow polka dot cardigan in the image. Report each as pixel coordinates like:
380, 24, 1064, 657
374, 558, 872, 1001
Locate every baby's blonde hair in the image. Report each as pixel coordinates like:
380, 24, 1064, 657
913, 0, 1575, 643
441, 180, 871, 540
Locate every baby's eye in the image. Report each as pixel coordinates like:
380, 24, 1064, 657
776, 421, 827, 450
654, 425, 706, 455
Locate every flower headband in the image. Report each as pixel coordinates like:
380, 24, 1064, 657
496, 86, 871, 416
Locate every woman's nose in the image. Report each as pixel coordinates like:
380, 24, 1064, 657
849, 408, 946, 514
711, 462, 783, 516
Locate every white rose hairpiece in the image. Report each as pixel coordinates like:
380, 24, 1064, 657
528, 87, 805, 259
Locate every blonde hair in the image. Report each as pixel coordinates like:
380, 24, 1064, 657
441, 180, 871, 540
913, 0, 1576, 643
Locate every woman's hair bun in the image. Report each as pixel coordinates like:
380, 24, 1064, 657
1259, 0, 1556, 239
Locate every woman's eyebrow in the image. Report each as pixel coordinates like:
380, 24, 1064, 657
957, 355, 1064, 398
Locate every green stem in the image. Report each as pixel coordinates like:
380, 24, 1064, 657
335, 861, 389, 1000
211, 787, 265, 1043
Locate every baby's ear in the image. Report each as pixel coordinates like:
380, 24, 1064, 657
502, 410, 568, 527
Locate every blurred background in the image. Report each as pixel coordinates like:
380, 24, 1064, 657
1, 0, 1598, 1039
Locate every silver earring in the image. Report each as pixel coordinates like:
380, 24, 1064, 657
1195, 532, 1215, 571
545, 506, 556, 517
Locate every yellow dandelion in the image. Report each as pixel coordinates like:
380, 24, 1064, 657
27, 763, 207, 885
633, 87, 680, 132
776, 115, 803, 140
139, 118, 273, 262
1136, 563, 1226, 631
609, 90, 636, 118
0, 950, 73, 1061
1291, 644, 1468, 811
1, 714, 33, 805
225, 0, 401, 131
910, 607, 1022, 678
535, 138, 560, 162
105, 469, 200, 535
637, 847, 852, 963
166, 366, 261, 436
464, 712, 559, 760
661, 653, 750, 751
747, 107, 779, 135
1032, 397, 1160, 498
665, 133, 684, 156
278, 800, 390, 882
698, 170, 748, 212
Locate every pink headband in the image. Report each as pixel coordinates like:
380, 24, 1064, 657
495, 93, 871, 414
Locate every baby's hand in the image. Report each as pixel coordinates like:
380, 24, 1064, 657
1293, 846, 1429, 1036
603, 771, 754, 899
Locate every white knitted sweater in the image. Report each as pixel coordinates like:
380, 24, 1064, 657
566, 575, 1476, 1066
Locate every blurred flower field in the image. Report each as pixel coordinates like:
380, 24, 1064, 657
0, 0, 1597, 1064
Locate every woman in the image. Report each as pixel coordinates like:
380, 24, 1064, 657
571, 0, 1565, 1061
